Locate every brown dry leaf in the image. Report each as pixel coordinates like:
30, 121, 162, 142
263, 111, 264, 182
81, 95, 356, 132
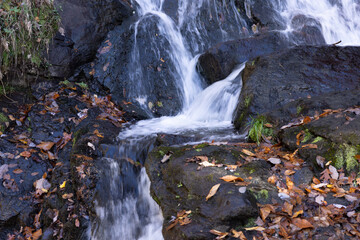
355, 155, 360, 161
231, 229, 247, 240
166, 219, 179, 231
32, 229, 43, 240
179, 217, 192, 226
292, 218, 314, 229
241, 149, 255, 157
34, 178, 51, 195
13, 169, 23, 174
20, 151, 31, 158
31, 172, 39, 176
244, 226, 266, 231
220, 175, 244, 182
34, 209, 42, 229
282, 201, 293, 216
302, 144, 318, 149
62, 193, 74, 199
259, 205, 274, 221
206, 184, 220, 201
264, 123, 273, 128
284, 170, 296, 176
210, 229, 228, 239
296, 131, 304, 146
37, 142, 55, 151
268, 175, 277, 185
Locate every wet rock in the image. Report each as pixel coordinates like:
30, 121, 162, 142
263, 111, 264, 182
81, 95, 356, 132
146, 144, 279, 239
197, 32, 290, 84
233, 46, 360, 130
47, 0, 133, 78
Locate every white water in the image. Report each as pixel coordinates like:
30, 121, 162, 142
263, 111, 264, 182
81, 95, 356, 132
91, 0, 360, 239
273, 0, 360, 45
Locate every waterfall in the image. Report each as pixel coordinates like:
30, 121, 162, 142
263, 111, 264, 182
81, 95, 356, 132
90, 0, 360, 239
273, 0, 360, 45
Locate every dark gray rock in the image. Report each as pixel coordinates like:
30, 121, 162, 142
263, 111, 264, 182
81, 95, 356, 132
233, 46, 360, 130
47, 0, 133, 78
146, 144, 279, 239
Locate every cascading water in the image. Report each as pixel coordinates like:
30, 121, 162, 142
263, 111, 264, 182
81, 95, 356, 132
91, 0, 360, 239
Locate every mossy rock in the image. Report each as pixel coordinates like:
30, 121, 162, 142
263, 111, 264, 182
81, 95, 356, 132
0, 112, 9, 133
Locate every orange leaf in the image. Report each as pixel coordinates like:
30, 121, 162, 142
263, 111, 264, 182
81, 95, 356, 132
292, 218, 314, 229
210, 229, 228, 238
36, 142, 55, 151
286, 176, 294, 190
292, 210, 304, 218
206, 184, 220, 201
302, 144, 318, 149
20, 151, 31, 158
303, 116, 311, 124
32, 229, 42, 240
282, 201, 293, 216
284, 170, 296, 176
220, 175, 244, 182
13, 169, 23, 174
244, 226, 266, 231
267, 175, 277, 185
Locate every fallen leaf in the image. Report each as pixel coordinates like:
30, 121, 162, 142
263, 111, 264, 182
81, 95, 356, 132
284, 170, 296, 176
303, 116, 311, 124
282, 201, 293, 216
60, 181, 66, 189
32, 229, 42, 240
241, 149, 255, 157
316, 156, 325, 168
315, 195, 325, 205
328, 165, 339, 180
161, 152, 173, 163
34, 178, 51, 195
199, 161, 215, 167
244, 226, 266, 231
268, 175, 277, 185
292, 218, 314, 229
20, 151, 31, 158
13, 169, 23, 174
264, 123, 273, 128
0, 164, 9, 179
345, 194, 357, 202
302, 144, 318, 149
206, 184, 220, 201
268, 158, 281, 165
231, 229, 247, 239
37, 142, 55, 151
210, 229, 228, 238
62, 193, 74, 199
31, 172, 39, 176
292, 210, 304, 218
220, 175, 244, 182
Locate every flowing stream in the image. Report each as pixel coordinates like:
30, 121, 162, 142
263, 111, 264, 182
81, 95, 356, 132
90, 0, 360, 239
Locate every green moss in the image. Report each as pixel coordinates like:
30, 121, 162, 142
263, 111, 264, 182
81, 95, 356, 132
244, 217, 256, 228
344, 145, 358, 172
0, 112, 8, 123
76, 82, 88, 90
195, 143, 209, 149
248, 115, 273, 144
249, 188, 269, 200
152, 194, 161, 205
296, 105, 303, 115
312, 136, 324, 144
0, 85, 15, 96
244, 96, 252, 108
301, 129, 313, 143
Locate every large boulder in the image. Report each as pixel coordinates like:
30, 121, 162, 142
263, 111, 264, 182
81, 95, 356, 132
46, 0, 133, 78
233, 46, 360, 130
146, 143, 280, 239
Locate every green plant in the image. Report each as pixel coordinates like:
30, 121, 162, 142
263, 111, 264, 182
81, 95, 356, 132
0, 0, 60, 80
248, 116, 273, 144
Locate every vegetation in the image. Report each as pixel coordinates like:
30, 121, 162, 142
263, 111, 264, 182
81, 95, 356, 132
0, 0, 59, 83
248, 115, 273, 144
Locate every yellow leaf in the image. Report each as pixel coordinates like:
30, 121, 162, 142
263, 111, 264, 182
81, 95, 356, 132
60, 181, 66, 189
206, 184, 220, 201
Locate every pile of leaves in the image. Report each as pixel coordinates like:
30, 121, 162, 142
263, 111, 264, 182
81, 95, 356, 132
200, 143, 360, 239
0, 0, 59, 82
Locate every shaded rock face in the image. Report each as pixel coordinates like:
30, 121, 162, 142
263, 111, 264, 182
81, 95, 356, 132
146, 144, 279, 239
233, 46, 360, 130
47, 0, 133, 78
197, 28, 326, 85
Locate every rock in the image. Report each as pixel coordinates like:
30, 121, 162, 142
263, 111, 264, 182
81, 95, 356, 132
197, 32, 290, 84
47, 0, 133, 78
146, 144, 279, 239
233, 46, 360, 130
